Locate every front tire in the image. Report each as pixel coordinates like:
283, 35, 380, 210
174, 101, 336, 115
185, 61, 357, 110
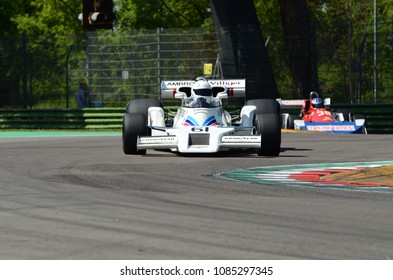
255, 113, 281, 156
126, 99, 162, 114
287, 114, 301, 129
247, 99, 281, 156
246, 99, 281, 114
335, 109, 351, 121
122, 113, 148, 155
123, 99, 162, 155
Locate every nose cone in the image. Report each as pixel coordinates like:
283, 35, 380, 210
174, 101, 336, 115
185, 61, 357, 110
183, 109, 219, 126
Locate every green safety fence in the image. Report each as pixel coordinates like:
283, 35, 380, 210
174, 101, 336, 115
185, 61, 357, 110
0, 108, 124, 130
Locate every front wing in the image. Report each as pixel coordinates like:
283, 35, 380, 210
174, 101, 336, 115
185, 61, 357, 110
137, 126, 261, 153
294, 120, 366, 134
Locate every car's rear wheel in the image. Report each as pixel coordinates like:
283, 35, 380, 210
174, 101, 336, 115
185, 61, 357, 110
122, 113, 148, 155
254, 113, 281, 156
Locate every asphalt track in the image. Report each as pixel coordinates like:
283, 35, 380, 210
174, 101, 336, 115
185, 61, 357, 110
0, 131, 393, 259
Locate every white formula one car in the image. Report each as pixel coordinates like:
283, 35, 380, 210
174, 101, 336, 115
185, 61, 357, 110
122, 77, 281, 156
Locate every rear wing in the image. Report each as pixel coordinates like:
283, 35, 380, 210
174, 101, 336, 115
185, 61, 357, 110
160, 79, 246, 98
281, 98, 331, 109
280, 100, 304, 109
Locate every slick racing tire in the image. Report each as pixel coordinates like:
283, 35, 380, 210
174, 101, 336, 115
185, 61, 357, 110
126, 99, 162, 114
122, 113, 148, 155
254, 113, 281, 156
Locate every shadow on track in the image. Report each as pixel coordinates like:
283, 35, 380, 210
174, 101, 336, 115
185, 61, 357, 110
137, 147, 313, 158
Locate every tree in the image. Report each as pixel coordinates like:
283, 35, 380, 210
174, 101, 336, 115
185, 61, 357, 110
11, 0, 81, 35
7, 0, 86, 107
0, 0, 20, 35
311, 0, 393, 103
117, 0, 211, 29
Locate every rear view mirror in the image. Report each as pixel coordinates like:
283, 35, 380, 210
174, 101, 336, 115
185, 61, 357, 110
175, 92, 186, 99
215, 92, 228, 100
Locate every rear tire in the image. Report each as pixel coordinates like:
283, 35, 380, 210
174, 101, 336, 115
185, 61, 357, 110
122, 113, 148, 155
254, 113, 281, 156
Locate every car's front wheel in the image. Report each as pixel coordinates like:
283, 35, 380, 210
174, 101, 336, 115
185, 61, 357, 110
254, 113, 281, 156
122, 113, 147, 155
287, 114, 301, 129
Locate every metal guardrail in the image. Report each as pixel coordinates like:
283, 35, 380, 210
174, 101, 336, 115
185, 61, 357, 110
0, 104, 392, 133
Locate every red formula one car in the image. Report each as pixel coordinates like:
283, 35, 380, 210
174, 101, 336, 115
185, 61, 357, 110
281, 92, 367, 134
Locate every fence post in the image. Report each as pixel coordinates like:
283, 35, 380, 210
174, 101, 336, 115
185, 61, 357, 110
21, 34, 28, 109
373, 0, 378, 103
66, 46, 73, 109
157, 27, 163, 97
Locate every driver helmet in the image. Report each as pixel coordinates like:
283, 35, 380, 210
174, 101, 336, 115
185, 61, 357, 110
191, 77, 212, 102
311, 97, 324, 108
